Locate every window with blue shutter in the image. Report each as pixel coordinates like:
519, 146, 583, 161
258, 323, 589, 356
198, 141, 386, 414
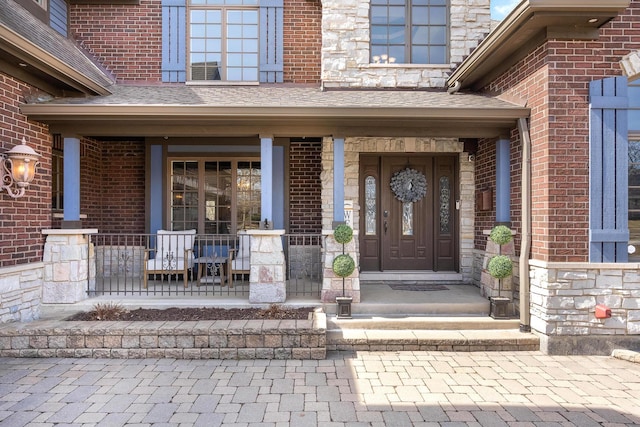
162, 0, 187, 83
589, 76, 629, 262
162, 0, 282, 83
259, 0, 283, 82
50, 0, 68, 37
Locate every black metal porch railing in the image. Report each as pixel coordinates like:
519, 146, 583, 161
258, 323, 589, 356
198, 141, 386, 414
89, 232, 323, 299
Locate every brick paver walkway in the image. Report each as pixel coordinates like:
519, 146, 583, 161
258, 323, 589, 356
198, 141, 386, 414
0, 351, 639, 426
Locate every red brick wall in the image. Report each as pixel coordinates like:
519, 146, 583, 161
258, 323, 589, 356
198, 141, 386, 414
289, 139, 322, 233
283, 0, 322, 84
0, 73, 51, 267
480, 1, 640, 262
70, 0, 162, 82
96, 141, 146, 233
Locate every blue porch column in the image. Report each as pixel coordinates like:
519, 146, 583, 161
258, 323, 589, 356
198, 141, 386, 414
496, 137, 511, 224
333, 136, 345, 227
260, 136, 273, 228
62, 136, 81, 229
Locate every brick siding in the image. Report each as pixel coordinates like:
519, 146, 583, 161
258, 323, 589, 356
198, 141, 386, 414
283, 0, 321, 84
70, 0, 162, 82
289, 139, 322, 233
478, 0, 640, 262
0, 73, 51, 268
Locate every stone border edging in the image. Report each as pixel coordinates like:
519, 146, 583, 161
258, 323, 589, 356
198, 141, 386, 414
0, 312, 327, 360
612, 349, 640, 364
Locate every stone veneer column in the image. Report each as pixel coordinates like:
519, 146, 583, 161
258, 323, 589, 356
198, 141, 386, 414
321, 230, 360, 303
247, 229, 286, 304
42, 229, 97, 303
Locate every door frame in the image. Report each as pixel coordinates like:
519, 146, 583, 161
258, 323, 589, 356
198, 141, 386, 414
358, 154, 459, 272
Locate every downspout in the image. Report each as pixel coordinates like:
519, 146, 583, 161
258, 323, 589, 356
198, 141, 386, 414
517, 117, 532, 332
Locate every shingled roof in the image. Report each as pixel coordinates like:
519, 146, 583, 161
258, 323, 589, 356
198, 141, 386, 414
0, 0, 113, 95
21, 84, 529, 138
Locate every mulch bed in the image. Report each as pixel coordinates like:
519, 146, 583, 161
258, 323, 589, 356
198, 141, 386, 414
66, 305, 316, 321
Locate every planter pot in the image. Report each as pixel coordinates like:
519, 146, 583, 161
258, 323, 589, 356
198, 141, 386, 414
490, 296, 510, 319
336, 296, 353, 319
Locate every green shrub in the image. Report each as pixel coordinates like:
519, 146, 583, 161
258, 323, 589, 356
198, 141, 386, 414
333, 224, 353, 244
488, 255, 513, 279
332, 254, 356, 277
489, 225, 513, 245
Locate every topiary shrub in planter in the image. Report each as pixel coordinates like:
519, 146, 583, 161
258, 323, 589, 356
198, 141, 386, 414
489, 225, 513, 246
488, 255, 513, 280
487, 225, 514, 319
333, 224, 353, 245
333, 254, 356, 278
333, 225, 355, 318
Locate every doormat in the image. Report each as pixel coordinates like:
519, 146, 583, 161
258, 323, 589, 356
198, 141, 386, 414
387, 283, 449, 291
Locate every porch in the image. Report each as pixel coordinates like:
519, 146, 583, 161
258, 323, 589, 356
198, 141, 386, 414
90, 232, 324, 300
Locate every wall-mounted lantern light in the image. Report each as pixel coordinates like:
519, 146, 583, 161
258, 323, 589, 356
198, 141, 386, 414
1, 138, 41, 198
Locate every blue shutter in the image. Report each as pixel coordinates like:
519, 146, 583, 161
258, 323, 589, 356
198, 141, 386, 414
589, 76, 629, 262
260, 0, 283, 83
162, 0, 186, 83
50, 0, 68, 37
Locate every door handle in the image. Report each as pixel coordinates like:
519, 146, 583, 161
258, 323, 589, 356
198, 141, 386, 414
384, 220, 388, 234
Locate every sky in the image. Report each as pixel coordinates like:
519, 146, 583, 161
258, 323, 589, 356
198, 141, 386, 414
491, 0, 519, 21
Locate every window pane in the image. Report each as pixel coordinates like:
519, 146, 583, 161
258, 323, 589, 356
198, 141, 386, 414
243, 68, 258, 81
412, 26, 428, 43
371, 6, 389, 24
629, 140, 640, 260
412, 6, 428, 25
630, 85, 640, 107
227, 68, 243, 80
243, 39, 258, 52
411, 45, 428, 64
389, 45, 404, 63
429, 26, 446, 44
430, 6, 446, 24
227, 39, 243, 52
365, 176, 376, 235
429, 46, 447, 63
244, 53, 258, 66
388, 26, 405, 44
191, 24, 206, 37
388, 5, 405, 25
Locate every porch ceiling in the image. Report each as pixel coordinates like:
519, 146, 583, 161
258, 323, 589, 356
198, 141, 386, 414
20, 84, 529, 139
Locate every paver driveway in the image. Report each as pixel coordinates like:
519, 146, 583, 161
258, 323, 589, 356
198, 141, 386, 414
0, 351, 639, 426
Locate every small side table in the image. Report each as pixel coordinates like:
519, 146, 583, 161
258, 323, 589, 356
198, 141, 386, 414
194, 256, 231, 287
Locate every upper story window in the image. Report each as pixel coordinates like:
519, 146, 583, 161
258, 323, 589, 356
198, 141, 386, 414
370, 0, 448, 65
33, 0, 46, 9
188, 0, 259, 82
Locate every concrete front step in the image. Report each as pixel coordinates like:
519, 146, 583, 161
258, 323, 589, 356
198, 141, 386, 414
327, 328, 540, 352
328, 316, 520, 331
326, 313, 539, 352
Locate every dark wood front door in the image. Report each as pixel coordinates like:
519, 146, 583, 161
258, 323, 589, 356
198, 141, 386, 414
359, 155, 458, 272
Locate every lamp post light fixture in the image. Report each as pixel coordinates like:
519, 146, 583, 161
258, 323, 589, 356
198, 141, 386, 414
1, 138, 41, 198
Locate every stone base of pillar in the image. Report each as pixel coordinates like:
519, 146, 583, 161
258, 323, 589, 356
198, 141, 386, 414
42, 282, 88, 304
42, 229, 97, 304
249, 282, 286, 304
247, 230, 287, 304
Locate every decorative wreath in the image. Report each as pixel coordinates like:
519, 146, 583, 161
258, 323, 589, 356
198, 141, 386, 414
390, 168, 427, 203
